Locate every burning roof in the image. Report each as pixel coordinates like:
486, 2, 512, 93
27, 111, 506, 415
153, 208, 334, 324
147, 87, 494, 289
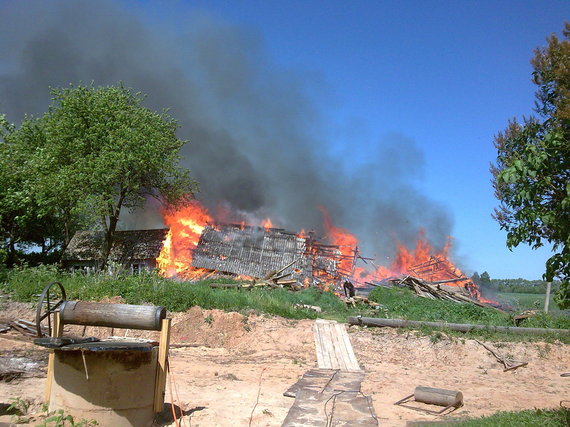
191, 224, 310, 279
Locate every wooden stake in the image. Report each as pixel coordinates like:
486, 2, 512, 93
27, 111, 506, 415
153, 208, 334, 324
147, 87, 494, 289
154, 318, 171, 413
44, 312, 63, 404
544, 282, 552, 313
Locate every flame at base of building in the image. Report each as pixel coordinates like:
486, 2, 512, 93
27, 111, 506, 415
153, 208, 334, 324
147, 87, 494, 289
156, 199, 493, 304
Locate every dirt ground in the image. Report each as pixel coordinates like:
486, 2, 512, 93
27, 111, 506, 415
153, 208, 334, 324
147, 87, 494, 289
0, 302, 569, 426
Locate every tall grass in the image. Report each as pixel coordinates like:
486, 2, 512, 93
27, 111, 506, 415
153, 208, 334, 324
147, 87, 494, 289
368, 286, 570, 342
3, 266, 569, 342
2, 265, 357, 320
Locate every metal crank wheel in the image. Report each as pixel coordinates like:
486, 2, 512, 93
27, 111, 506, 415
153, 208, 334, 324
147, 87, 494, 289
35, 282, 67, 337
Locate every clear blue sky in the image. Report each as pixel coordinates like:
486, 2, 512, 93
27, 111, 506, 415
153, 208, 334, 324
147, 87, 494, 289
129, 1, 568, 280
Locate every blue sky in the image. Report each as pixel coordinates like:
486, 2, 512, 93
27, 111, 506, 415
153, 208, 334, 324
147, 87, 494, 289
129, 1, 568, 279
1, 1, 567, 280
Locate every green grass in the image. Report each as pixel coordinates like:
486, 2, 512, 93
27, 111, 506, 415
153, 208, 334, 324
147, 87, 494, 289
3, 266, 569, 342
432, 408, 569, 426
368, 286, 570, 343
1, 265, 369, 320
497, 292, 567, 314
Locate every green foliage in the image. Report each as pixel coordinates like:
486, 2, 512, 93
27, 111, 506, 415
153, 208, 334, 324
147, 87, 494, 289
436, 408, 569, 427
497, 292, 567, 314
4, 267, 568, 342
38, 409, 98, 427
368, 286, 507, 325
1, 83, 198, 268
494, 278, 560, 294
368, 286, 570, 342
491, 23, 570, 309
2, 267, 361, 321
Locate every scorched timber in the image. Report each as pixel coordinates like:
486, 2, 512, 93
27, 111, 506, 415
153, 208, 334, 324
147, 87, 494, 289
191, 224, 310, 279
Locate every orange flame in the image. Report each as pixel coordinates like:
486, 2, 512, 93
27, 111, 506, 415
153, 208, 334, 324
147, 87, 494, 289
157, 200, 212, 279
320, 207, 358, 275
156, 199, 491, 303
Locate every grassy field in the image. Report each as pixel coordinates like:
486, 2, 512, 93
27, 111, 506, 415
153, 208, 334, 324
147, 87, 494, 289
497, 292, 567, 314
2, 266, 569, 343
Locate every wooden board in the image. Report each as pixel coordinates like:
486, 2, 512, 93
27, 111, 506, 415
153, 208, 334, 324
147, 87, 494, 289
282, 369, 377, 427
313, 319, 360, 372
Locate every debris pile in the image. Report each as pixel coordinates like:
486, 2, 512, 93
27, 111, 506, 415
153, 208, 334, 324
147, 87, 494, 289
190, 224, 353, 291
390, 275, 491, 308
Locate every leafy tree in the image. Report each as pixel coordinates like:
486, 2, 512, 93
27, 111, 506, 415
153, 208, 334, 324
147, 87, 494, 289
0, 115, 52, 266
471, 271, 481, 286
491, 23, 570, 309
3, 84, 198, 268
480, 271, 491, 288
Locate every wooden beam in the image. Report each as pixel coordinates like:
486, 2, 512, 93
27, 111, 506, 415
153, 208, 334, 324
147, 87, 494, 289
153, 318, 171, 413
44, 311, 63, 404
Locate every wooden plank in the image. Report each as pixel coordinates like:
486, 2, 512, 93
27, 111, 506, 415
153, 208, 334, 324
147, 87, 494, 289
282, 369, 376, 427
334, 322, 361, 371
313, 320, 361, 372
318, 321, 334, 369
320, 320, 340, 370
153, 318, 171, 412
313, 321, 328, 369
330, 322, 349, 371
45, 312, 63, 404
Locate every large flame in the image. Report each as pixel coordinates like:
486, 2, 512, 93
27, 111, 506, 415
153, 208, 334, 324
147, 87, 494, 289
156, 201, 212, 279
157, 199, 492, 303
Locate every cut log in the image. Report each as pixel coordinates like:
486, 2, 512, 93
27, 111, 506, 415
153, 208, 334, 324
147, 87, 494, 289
60, 301, 166, 331
414, 386, 463, 407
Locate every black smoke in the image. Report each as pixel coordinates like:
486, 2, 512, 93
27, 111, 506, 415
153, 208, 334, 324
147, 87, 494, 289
0, 0, 453, 261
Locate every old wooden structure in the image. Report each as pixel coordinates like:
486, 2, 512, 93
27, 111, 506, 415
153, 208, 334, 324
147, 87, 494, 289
191, 223, 354, 287
62, 229, 168, 273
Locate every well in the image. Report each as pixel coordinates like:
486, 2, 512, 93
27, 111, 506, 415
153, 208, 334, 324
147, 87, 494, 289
48, 342, 157, 427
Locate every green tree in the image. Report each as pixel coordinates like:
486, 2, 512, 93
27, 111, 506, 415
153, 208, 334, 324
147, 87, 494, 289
471, 271, 481, 287
480, 271, 491, 288
3, 84, 198, 268
491, 23, 570, 309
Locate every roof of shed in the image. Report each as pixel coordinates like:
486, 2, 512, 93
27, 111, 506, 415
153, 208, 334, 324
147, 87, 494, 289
63, 228, 168, 262
191, 224, 310, 278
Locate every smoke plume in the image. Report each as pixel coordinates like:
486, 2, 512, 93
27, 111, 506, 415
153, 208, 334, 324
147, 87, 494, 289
0, 0, 453, 260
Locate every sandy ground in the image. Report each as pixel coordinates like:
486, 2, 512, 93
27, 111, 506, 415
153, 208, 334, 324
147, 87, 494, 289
0, 302, 569, 426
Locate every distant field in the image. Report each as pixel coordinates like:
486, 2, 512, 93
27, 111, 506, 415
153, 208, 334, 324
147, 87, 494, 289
497, 292, 567, 314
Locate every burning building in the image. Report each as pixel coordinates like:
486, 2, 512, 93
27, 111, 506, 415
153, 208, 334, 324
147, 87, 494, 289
63, 199, 490, 305
62, 229, 168, 273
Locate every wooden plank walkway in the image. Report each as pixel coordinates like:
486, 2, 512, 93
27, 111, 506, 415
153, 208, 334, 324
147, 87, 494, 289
281, 369, 378, 427
313, 319, 360, 372
281, 320, 377, 426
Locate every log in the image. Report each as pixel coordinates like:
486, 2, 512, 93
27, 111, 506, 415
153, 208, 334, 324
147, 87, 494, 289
414, 386, 463, 407
60, 301, 166, 331
347, 316, 570, 336
209, 283, 244, 288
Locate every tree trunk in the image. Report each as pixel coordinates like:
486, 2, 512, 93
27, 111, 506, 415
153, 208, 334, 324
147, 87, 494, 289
99, 190, 126, 271
100, 214, 118, 271
6, 238, 17, 268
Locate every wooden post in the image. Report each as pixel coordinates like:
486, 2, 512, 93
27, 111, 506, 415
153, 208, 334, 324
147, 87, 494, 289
544, 282, 552, 313
154, 318, 171, 413
45, 312, 63, 404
